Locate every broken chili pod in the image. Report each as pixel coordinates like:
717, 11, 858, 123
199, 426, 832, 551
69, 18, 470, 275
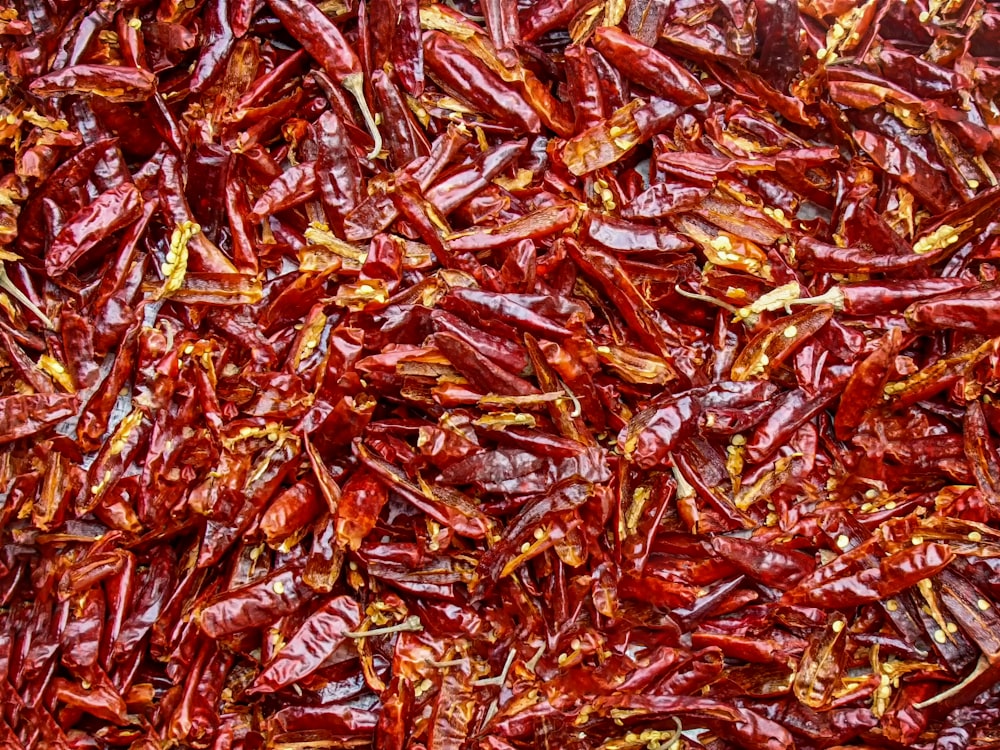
0, 393, 78, 445
730, 305, 834, 381
964, 401, 1000, 506
448, 203, 578, 253
29, 64, 157, 101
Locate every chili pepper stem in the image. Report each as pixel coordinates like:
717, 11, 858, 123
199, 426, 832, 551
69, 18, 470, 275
673, 284, 740, 314
0, 262, 54, 330
483, 698, 499, 724
525, 642, 545, 672
559, 381, 582, 418
652, 717, 684, 750
788, 288, 845, 310
345, 614, 422, 637
472, 647, 516, 686
342, 73, 383, 160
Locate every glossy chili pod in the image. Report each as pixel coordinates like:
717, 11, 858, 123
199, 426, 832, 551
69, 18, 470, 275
709, 535, 815, 590
905, 283, 1000, 335
198, 563, 313, 638
29, 64, 157, 101
267, 0, 382, 157
250, 160, 317, 218
425, 138, 527, 217
249, 595, 362, 694
619, 394, 699, 469
342, 127, 471, 241
793, 235, 927, 273
743, 367, 849, 463
423, 31, 542, 133
785, 542, 955, 609
45, 182, 143, 276
853, 130, 954, 213
370, 69, 430, 167
591, 26, 708, 106
356, 442, 493, 539
260, 480, 324, 549
815, 278, 979, 316
833, 327, 901, 440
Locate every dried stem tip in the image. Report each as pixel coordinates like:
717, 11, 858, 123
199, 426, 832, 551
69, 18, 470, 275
342, 73, 383, 161
0, 262, 54, 330
346, 614, 423, 638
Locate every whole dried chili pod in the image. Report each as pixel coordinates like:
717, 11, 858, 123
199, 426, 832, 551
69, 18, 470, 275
423, 31, 543, 134
267, 0, 383, 157
591, 26, 709, 106
249, 595, 363, 693
370, 70, 431, 167
45, 182, 143, 276
833, 327, 901, 440
29, 64, 157, 101
905, 283, 1000, 334
198, 563, 314, 638
795, 278, 979, 316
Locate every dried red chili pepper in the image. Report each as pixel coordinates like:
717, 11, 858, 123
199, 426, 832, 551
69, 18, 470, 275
6, 0, 1000, 747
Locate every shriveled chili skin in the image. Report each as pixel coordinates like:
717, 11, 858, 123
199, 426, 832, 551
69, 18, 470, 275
45, 182, 143, 276
905, 283, 1000, 334
591, 26, 709, 106
423, 31, 542, 134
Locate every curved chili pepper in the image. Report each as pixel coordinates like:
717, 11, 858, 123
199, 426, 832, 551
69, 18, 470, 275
267, 0, 383, 157
250, 595, 363, 693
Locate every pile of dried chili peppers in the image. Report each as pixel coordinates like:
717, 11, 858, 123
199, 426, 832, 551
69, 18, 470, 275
3, 0, 1000, 746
